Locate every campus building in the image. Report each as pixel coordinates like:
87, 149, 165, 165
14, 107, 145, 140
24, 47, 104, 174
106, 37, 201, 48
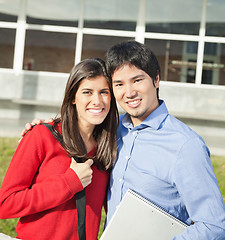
0, 0, 225, 154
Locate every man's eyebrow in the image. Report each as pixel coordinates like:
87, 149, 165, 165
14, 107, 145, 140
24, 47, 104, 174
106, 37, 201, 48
130, 74, 145, 80
112, 80, 122, 83
113, 74, 145, 82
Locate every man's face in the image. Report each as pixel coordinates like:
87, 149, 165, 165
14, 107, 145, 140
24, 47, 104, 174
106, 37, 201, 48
112, 64, 159, 127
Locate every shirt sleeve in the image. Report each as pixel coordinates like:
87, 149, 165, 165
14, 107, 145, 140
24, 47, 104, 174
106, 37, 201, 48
173, 136, 225, 239
0, 126, 84, 219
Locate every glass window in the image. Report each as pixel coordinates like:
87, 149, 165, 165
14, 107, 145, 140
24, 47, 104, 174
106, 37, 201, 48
0, 28, 15, 68
202, 43, 225, 86
0, 0, 19, 22
145, 39, 198, 83
84, 0, 138, 31
26, 0, 80, 27
0, 12, 17, 22
146, 0, 202, 35
206, 0, 225, 37
23, 30, 76, 73
82, 35, 134, 60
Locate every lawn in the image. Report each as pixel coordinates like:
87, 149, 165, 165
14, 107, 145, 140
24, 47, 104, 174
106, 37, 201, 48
0, 137, 224, 238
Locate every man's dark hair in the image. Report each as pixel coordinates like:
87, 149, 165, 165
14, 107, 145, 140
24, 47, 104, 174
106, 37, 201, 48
105, 40, 160, 98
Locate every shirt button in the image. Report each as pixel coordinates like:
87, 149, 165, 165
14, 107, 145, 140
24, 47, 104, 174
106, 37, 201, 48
125, 156, 129, 159
119, 178, 123, 182
133, 131, 136, 135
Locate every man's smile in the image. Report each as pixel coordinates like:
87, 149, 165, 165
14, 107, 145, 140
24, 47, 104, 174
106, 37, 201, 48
126, 99, 141, 107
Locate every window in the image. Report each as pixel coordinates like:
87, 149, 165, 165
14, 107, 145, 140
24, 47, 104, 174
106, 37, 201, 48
145, 39, 198, 83
0, 28, 15, 68
145, 0, 202, 35
26, 0, 80, 27
0, 1, 19, 69
0, 0, 224, 86
203, 43, 225, 85
84, 0, 138, 31
206, 0, 225, 37
24, 30, 76, 73
0, 12, 17, 22
82, 35, 134, 60
0, 0, 19, 22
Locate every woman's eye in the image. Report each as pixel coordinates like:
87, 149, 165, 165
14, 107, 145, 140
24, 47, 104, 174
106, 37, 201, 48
83, 91, 91, 94
101, 91, 109, 95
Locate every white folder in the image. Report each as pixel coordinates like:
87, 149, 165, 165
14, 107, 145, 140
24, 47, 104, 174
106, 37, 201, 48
0, 233, 21, 240
100, 189, 188, 240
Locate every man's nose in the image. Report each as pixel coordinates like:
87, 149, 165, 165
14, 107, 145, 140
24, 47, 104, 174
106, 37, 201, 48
125, 85, 136, 98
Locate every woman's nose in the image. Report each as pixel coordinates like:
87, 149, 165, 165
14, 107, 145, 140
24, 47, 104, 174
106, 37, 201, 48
92, 93, 101, 105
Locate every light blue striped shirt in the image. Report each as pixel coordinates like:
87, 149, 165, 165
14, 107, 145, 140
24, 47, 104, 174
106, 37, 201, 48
106, 100, 225, 239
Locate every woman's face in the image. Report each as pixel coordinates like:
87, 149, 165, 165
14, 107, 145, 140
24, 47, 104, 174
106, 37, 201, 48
73, 75, 111, 129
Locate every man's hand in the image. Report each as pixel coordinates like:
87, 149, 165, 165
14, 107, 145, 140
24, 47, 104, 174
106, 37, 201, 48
70, 158, 94, 188
21, 118, 53, 136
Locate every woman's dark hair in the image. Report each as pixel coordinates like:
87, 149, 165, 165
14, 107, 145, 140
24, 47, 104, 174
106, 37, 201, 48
106, 40, 161, 99
54, 58, 118, 171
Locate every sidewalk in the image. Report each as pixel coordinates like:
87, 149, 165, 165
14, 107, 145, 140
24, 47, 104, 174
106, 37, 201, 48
0, 119, 225, 157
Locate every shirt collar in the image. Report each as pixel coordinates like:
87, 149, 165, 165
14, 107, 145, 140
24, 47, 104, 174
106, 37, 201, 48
121, 99, 169, 130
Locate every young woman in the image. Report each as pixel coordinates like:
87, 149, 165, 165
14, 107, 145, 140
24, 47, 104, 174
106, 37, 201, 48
0, 58, 118, 240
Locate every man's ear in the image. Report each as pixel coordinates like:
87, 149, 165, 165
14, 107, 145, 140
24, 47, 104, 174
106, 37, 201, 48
154, 74, 160, 88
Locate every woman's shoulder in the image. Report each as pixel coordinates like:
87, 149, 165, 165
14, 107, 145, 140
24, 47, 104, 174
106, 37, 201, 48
22, 122, 60, 144
31, 121, 61, 134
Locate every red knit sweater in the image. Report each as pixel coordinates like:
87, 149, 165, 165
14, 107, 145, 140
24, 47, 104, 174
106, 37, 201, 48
0, 123, 109, 240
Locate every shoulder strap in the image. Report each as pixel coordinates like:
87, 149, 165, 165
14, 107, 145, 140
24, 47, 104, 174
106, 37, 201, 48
41, 123, 63, 145
41, 123, 86, 240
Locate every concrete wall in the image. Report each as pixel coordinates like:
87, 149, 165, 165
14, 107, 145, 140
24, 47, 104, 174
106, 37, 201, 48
1, 70, 225, 120
159, 81, 225, 156
0, 70, 225, 155
160, 81, 225, 120
0, 70, 67, 120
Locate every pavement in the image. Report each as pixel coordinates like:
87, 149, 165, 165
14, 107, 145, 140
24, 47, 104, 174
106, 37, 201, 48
0, 118, 225, 157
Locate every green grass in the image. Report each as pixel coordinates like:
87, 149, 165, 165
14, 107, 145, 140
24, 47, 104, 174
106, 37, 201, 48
0, 137, 19, 237
211, 155, 225, 201
0, 137, 224, 238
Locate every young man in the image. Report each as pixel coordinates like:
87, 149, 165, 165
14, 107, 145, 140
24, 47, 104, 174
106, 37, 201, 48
105, 40, 225, 239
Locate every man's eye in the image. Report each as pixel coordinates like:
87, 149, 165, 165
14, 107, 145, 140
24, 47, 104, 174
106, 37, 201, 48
134, 79, 142, 83
115, 83, 123, 87
83, 91, 91, 94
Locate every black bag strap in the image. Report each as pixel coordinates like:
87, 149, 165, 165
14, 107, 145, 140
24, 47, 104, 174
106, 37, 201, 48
41, 123, 86, 240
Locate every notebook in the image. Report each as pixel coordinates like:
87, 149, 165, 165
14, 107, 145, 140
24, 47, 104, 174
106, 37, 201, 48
100, 189, 188, 240
0, 233, 21, 240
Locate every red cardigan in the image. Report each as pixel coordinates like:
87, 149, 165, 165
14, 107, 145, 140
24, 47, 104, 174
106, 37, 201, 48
0, 123, 109, 240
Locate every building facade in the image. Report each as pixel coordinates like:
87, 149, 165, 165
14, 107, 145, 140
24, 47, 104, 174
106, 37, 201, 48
0, 0, 225, 153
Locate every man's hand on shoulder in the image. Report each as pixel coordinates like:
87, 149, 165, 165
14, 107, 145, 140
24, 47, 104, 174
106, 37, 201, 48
21, 118, 54, 137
